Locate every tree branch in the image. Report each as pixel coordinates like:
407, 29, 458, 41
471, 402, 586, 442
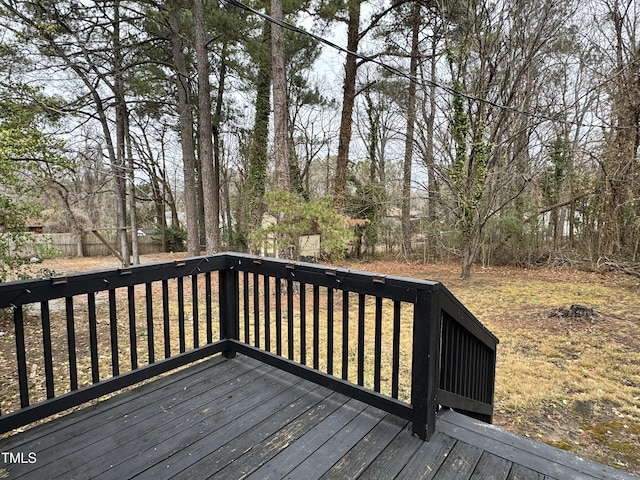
538, 191, 594, 214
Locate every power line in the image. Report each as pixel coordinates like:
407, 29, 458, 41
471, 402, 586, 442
221, 0, 625, 131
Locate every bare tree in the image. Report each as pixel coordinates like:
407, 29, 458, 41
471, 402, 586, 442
596, 0, 640, 257
442, 0, 578, 277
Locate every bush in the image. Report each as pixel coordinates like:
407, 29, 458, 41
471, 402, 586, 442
163, 225, 187, 252
251, 190, 354, 260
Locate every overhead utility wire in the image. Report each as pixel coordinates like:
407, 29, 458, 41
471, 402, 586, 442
221, 0, 621, 130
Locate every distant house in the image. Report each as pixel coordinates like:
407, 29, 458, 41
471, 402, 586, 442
137, 228, 159, 237
25, 218, 44, 234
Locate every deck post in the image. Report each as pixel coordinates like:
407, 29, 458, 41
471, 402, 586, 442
410, 286, 441, 440
219, 265, 239, 359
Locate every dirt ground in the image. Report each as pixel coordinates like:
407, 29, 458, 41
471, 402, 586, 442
10, 253, 640, 475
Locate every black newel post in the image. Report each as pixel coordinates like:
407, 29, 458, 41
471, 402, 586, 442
410, 286, 441, 440
219, 265, 239, 358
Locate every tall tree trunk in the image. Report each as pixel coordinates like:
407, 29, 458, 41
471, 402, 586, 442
124, 111, 140, 264
425, 48, 438, 225
161, 148, 179, 228
241, 21, 271, 241
419, 20, 441, 231
401, 3, 420, 256
461, 231, 482, 279
193, 0, 219, 254
168, 4, 200, 256
271, 0, 290, 192
222, 166, 233, 247
213, 42, 227, 248
113, 0, 130, 266
333, 0, 361, 212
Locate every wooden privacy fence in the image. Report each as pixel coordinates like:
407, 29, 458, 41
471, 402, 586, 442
0, 253, 498, 440
26, 232, 162, 257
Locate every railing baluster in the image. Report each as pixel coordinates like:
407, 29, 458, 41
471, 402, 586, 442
177, 277, 186, 353
462, 332, 469, 397
478, 344, 484, 402
484, 348, 492, 403
451, 322, 459, 394
109, 289, 119, 376
40, 301, 55, 399
357, 293, 365, 387
313, 285, 320, 370
88, 293, 99, 383
128, 286, 138, 369
162, 280, 170, 359
243, 271, 249, 343
374, 296, 382, 392
456, 329, 462, 395
206, 272, 213, 344
287, 279, 294, 361
469, 336, 475, 398
448, 320, 455, 391
300, 282, 306, 365
341, 290, 349, 381
14, 305, 29, 408
472, 345, 479, 400
462, 329, 469, 397
476, 347, 482, 401
327, 287, 334, 375
264, 275, 271, 352
478, 345, 485, 401
275, 278, 282, 355
470, 343, 477, 399
441, 317, 450, 391
479, 347, 486, 401
391, 300, 401, 399
66, 297, 78, 391
146, 283, 155, 364
253, 272, 260, 348
192, 275, 199, 349
455, 323, 462, 394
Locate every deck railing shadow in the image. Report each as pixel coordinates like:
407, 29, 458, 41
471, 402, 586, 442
0, 252, 498, 440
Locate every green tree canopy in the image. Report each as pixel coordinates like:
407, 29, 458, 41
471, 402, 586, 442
0, 83, 66, 279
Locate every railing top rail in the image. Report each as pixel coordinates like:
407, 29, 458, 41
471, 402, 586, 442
224, 252, 440, 303
0, 252, 443, 309
439, 287, 500, 348
0, 255, 228, 308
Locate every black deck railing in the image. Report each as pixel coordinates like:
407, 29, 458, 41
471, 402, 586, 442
0, 253, 498, 440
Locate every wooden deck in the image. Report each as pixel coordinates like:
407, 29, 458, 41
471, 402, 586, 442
0, 355, 636, 480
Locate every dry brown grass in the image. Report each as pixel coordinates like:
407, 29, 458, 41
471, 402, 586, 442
338, 259, 640, 475
3, 253, 640, 475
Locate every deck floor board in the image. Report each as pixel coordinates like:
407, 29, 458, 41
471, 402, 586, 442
69, 364, 300, 479
320, 413, 410, 480
1, 354, 637, 480
394, 431, 457, 480
43, 361, 274, 479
